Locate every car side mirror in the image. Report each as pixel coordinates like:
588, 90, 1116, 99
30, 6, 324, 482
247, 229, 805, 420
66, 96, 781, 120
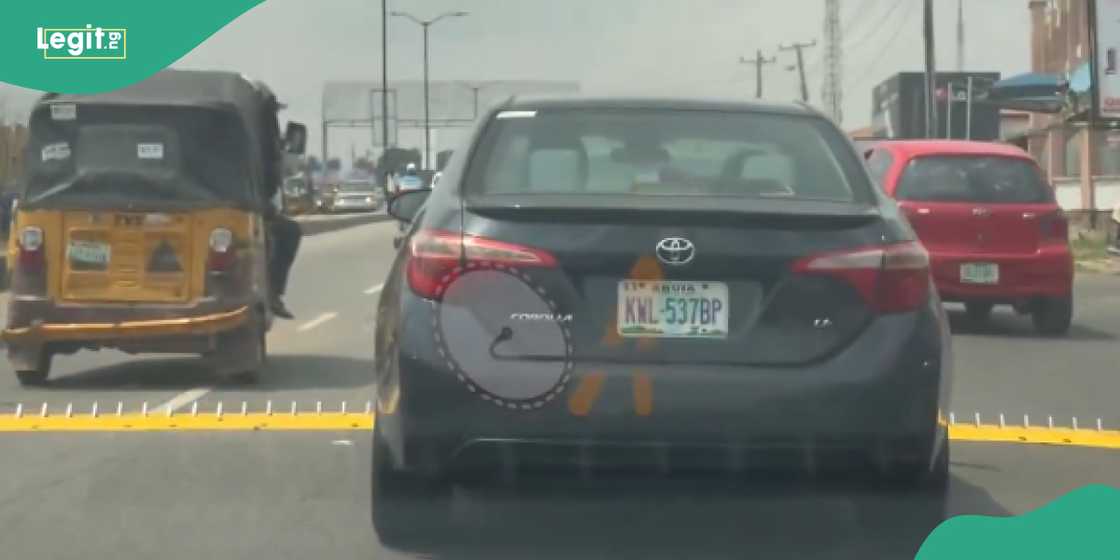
284, 122, 308, 155
388, 188, 432, 223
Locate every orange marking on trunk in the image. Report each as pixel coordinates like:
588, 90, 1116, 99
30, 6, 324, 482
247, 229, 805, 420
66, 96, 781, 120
567, 372, 607, 417
632, 372, 653, 417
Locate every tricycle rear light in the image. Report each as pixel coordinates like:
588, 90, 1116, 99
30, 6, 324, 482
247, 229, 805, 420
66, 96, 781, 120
17, 226, 45, 272
207, 228, 236, 271
793, 241, 931, 314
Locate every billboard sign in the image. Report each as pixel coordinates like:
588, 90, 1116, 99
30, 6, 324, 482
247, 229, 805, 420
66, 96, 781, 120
1095, 0, 1120, 118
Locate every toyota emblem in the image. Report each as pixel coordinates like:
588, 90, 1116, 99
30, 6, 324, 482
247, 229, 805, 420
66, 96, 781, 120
656, 237, 696, 266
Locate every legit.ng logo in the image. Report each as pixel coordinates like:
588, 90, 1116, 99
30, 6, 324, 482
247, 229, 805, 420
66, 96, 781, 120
36, 25, 127, 60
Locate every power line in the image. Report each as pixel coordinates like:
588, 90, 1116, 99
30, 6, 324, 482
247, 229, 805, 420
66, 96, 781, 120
807, 0, 901, 77
840, 0, 879, 38
846, 1, 917, 88
844, 0, 905, 52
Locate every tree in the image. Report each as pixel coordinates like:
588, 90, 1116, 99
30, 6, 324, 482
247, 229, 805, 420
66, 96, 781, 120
353, 157, 376, 174
306, 155, 322, 172
376, 147, 421, 182
326, 158, 342, 172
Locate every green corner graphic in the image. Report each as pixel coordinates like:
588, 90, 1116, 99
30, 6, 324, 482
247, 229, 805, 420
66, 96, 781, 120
918, 485, 1120, 559
2, 0, 265, 94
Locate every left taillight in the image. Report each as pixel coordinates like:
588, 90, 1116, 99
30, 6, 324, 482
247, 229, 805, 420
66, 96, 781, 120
207, 227, 236, 272
405, 229, 557, 300
1039, 211, 1069, 244
17, 226, 45, 272
793, 241, 931, 314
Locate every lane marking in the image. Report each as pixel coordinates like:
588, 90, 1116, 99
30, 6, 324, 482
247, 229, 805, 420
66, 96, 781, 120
152, 387, 212, 414
297, 312, 338, 332
364, 283, 384, 295
567, 373, 606, 417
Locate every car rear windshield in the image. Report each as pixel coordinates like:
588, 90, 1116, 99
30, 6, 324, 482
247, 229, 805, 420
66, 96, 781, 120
465, 109, 870, 203
896, 155, 1053, 204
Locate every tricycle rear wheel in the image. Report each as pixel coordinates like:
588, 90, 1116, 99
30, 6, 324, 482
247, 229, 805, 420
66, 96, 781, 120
14, 349, 52, 386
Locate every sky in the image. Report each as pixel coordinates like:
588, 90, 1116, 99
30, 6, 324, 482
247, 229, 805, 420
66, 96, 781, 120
1, 0, 1032, 164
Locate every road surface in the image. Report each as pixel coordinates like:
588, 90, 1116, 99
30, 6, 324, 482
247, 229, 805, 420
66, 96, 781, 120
1, 220, 1119, 559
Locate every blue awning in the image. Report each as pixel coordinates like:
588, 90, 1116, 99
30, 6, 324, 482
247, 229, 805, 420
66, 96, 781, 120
984, 72, 1068, 113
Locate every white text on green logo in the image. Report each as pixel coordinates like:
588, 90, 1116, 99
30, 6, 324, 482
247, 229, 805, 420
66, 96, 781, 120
37, 25, 127, 60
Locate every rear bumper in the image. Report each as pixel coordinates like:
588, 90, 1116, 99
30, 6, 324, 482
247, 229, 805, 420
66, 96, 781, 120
2, 298, 251, 345
328, 198, 381, 211
377, 296, 951, 476
930, 247, 1073, 302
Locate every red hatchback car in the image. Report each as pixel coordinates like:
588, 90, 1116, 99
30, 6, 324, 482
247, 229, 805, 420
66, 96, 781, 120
865, 140, 1073, 335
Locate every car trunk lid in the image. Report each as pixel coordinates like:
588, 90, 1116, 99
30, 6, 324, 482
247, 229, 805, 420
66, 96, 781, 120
440, 196, 893, 367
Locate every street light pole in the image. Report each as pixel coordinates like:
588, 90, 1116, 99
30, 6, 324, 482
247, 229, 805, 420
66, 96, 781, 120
391, 10, 468, 170
381, 0, 389, 154
422, 22, 430, 169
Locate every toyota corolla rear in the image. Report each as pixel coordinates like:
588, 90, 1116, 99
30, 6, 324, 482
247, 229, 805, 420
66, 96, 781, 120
377, 100, 952, 479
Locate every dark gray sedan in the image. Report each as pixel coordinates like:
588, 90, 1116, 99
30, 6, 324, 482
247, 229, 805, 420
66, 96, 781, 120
373, 95, 953, 549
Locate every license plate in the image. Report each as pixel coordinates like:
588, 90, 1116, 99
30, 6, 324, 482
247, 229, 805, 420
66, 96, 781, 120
960, 262, 999, 285
67, 240, 111, 270
617, 280, 729, 338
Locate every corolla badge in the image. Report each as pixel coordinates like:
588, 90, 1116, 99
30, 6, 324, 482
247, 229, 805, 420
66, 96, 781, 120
656, 237, 696, 266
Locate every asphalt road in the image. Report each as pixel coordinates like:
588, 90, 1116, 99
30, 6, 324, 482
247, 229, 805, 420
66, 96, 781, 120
1, 220, 1119, 559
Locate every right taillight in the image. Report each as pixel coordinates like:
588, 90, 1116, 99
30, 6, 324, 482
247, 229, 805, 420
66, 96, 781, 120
1039, 211, 1069, 244
406, 229, 557, 300
793, 241, 931, 314
17, 226, 45, 272
207, 227, 236, 272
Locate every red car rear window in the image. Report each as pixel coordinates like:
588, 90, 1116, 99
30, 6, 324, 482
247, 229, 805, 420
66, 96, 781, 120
897, 155, 1053, 204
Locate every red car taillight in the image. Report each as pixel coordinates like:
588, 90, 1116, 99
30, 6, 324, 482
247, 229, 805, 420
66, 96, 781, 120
17, 226, 45, 273
1039, 211, 1069, 243
406, 229, 557, 300
793, 241, 931, 314
207, 227, 236, 272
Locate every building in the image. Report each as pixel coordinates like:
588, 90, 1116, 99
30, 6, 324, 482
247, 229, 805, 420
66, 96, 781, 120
1023, 0, 1120, 220
870, 72, 1003, 141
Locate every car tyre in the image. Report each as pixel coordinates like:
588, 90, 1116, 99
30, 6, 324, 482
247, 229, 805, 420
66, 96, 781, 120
859, 430, 949, 536
371, 422, 454, 551
1032, 296, 1072, 336
964, 302, 993, 323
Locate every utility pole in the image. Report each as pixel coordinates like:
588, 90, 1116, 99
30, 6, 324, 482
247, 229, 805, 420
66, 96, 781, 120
780, 40, 817, 102
381, 0, 390, 155
956, 0, 965, 71
1087, 0, 1101, 229
923, 0, 938, 138
458, 82, 486, 119
739, 50, 777, 99
821, 0, 843, 123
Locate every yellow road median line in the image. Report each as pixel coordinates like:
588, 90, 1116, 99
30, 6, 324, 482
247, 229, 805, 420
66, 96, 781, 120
949, 423, 1120, 450
1, 413, 1120, 454
0, 413, 373, 432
